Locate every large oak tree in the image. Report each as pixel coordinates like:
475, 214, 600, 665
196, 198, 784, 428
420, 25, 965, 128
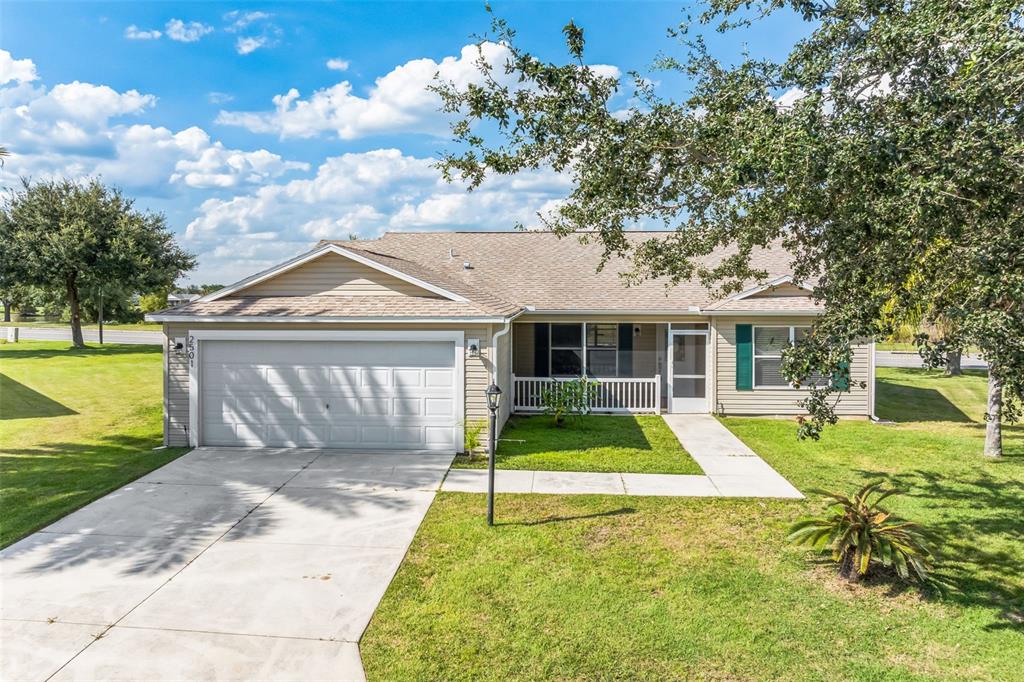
1, 179, 195, 347
434, 0, 1023, 456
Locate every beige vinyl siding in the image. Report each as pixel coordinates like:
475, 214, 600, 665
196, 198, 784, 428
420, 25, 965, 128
235, 252, 441, 298
633, 323, 658, 378
713, 317, 871, 416
162, 322, 493, 449
749, 282, 811, 298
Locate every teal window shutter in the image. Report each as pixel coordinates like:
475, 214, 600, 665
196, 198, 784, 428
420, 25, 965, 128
736, 324, 753, 390
833, 360, 850, 391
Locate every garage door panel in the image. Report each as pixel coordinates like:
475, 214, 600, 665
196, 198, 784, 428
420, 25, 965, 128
424, 369, 453, 387
393, 399, 422, 416
424, 398, 454, 417
425, 426, 456, 445
393, 369, 422, 388
330, 368, 360, 387
200, 339, 458, 451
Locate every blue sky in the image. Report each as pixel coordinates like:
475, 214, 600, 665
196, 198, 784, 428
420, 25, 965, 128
1, 1, 808, 284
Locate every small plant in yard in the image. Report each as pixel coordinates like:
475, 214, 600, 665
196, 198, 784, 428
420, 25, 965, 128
463, 419, 487, 456
788, 481, 936, 585
541, 377, 599, 426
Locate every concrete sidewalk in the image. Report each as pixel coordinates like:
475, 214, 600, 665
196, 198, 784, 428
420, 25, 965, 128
441, 415, 802, 499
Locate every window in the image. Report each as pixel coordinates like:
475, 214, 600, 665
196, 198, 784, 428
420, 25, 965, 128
586, 324, 618, 377
753, 326, 814, 388
547, 323, 620, 377
550, 324, 583, 376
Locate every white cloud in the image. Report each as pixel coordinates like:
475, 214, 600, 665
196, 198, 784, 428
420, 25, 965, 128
183, 148, 572, 280
326, 58, 350, 72
165, 19, 214, 43
224, 10, 272, 32
1, 74, 306, 194
776, 87, 806, 109
235, 36, 269, 55
0, 50, 38, 85
207, 91, 235, 104
124, 25, 162, 40
217, 42, 621, 140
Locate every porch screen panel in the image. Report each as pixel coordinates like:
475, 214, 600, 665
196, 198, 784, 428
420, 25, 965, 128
533, 323, 550, 377
617, 323, 633, 377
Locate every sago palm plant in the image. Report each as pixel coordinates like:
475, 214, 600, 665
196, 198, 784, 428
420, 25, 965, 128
788, 481, 936, 584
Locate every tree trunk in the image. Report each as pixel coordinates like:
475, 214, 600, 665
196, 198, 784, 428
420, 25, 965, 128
984, 372, 1002, 458
66, 277, 85, 348
2, 300, 10, 323
97, 293, 104, 345
839, 551, 860, 582
944, 350, 962, 376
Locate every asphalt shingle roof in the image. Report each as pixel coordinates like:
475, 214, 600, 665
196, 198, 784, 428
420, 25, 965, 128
338, 232, 805, 312
157, 231, 820, 319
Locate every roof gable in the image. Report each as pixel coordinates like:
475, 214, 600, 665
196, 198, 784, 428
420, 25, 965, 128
201, 244, 469, 303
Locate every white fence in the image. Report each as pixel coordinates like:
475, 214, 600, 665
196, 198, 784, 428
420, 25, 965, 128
512, 375, 661, 414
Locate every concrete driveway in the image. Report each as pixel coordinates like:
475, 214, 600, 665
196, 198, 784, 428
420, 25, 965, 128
0, 447, 454, 682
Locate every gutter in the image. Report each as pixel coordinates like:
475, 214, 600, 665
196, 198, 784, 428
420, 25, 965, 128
144, 314, 514, 324
490, 309, 525, 385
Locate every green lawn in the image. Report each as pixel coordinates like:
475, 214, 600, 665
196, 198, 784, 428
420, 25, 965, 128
451, 414, 702, 474
876, 341, 918, 351
0, 321, 163, 331
362, 368, 1022, 681
0, 341, 188, 547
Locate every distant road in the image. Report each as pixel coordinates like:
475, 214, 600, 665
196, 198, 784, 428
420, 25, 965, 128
7, 327, 162, 345
876, 350, 988, 370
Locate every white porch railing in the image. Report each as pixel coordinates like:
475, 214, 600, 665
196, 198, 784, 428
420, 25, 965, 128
512, 374, 661, 414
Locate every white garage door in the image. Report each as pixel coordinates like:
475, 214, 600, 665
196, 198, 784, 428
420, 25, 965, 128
199, 339, 459, 451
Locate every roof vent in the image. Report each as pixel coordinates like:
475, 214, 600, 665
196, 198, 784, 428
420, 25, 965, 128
449, 248, 457, 259
463, 261, 473, 270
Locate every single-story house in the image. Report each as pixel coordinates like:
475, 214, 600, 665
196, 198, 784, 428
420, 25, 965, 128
167, 292, 201, 307
147, 232, 875, 451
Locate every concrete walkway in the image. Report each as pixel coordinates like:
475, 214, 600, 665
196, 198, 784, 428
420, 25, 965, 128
441, 414, 802, 499
0, 448, 453, 682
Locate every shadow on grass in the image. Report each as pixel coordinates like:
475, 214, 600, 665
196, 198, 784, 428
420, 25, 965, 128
875, 379, 973, 423
855, 466, 1024, 630
498, 507, 636, 527
0, 343, 161, 360
0, 374, 77, 420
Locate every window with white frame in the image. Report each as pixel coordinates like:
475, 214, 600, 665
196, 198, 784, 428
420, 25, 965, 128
753, 326, 816, 387
550, 323, 583, 376
585, 324, 618, 377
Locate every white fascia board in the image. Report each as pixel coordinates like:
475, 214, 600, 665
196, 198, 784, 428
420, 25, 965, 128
725, 275, 814, 303
703, 309, 822, 316
199, 243, 469, 303
522, 308, 708, 316
188, 329, 467, 343
145, 314, 511, 324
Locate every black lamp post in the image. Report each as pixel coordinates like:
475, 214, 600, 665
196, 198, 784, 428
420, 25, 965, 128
485, 383, 502, 526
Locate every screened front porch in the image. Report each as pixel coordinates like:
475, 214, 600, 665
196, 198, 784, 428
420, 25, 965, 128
510, 321, 710, 414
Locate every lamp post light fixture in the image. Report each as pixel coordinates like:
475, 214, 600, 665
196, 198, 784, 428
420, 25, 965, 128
485, 383, 502, 526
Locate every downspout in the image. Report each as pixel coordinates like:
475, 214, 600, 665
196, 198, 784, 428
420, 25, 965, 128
490, 310, 526, 426
490, 309, 525, 386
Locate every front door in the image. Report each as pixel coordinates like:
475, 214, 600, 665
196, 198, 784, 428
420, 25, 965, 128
669, 330, 708, 412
